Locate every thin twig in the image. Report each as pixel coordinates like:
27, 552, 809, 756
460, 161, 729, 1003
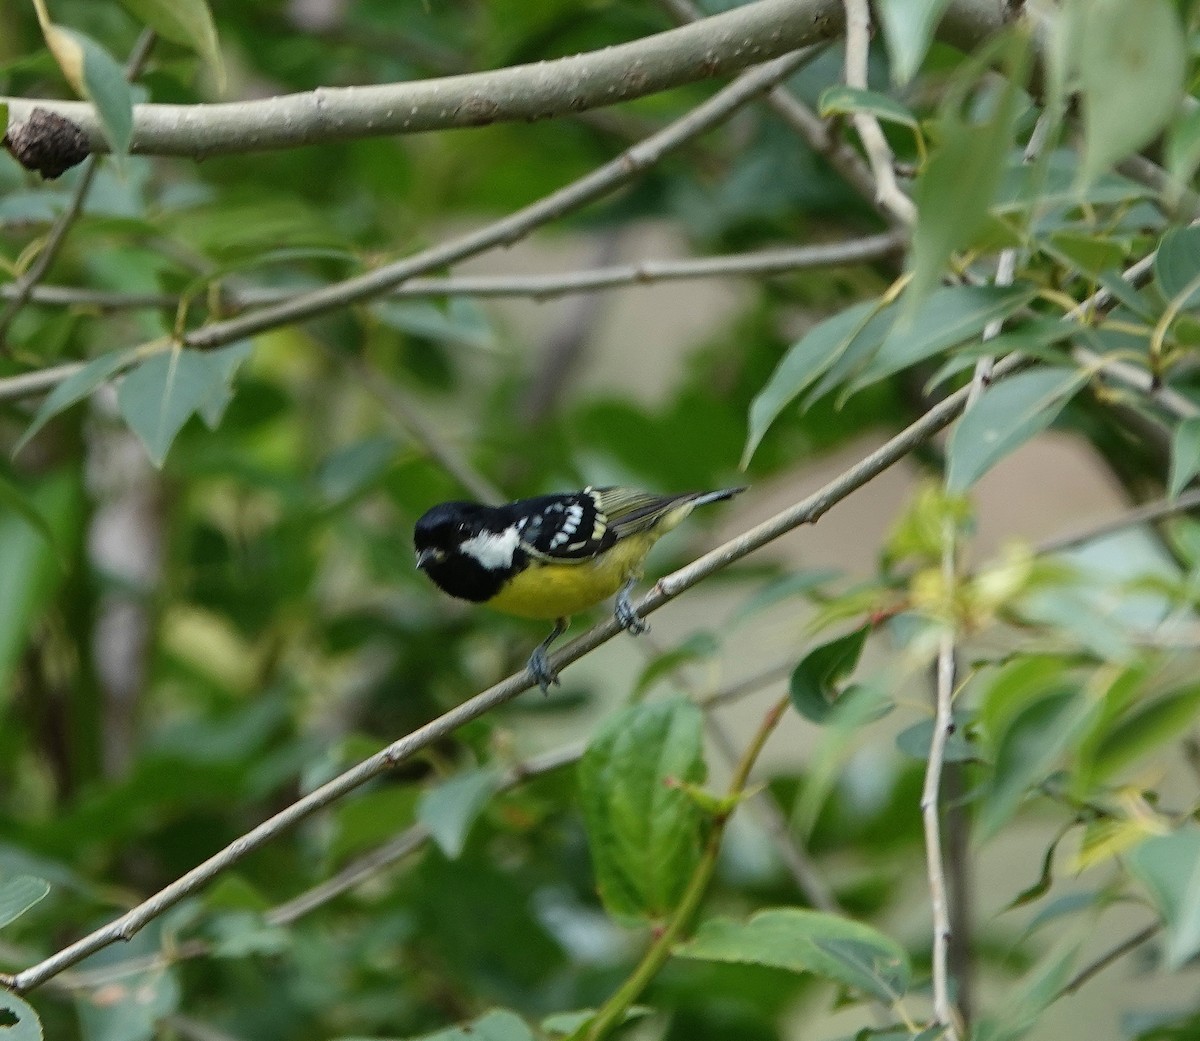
345, 355, 503, 504
1056, 923, 1159, 997
1035, 487, 1200, 556
0, 233, 905, 314
0, 351, 1013, 996
0, 30, 157, 349
841, 0, 917, 226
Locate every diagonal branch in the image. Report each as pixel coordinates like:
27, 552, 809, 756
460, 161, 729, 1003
0, 0, 1008, 159
0, 348, 1016, 997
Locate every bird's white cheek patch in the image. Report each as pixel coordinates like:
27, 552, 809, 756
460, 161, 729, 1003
460, 527, 521, 570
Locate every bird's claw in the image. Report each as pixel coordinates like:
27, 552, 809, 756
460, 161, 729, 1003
615, 586, 647, 635
528, 645, 560, 694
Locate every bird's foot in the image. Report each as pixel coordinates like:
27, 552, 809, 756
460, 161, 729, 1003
528, 617, 568, 694
615, 582, 647, 635
528, 645, 560, 694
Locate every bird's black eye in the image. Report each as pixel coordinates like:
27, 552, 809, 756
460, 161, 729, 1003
456, 521, 470, 535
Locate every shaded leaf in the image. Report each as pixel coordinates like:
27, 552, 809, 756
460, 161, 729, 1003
1166, 106, 1200, 193
418, 767, 500, 860
972, 938, 1080, 1041
978, 687, 1094, 841
0, 475, 60, 560
789, 625, 870, 724
1078, 0, 1186, 186
946, 367, 1085, 492
0, 875, 50, 928
1126, 827, 1200, 969
894, 713, 975, 763
909, 36, 1027, 308
403, 1010, 534, 1041
578, 698, 706, 924
743, 301, 887, 466
818, 86, 918, 129
1092, 684, 1200, 783
676, 908, 910, 1003
41, 24, 132, 155
14, 352, 130, 457
852, 284, 1037, 392
117, 0, 224, 89
1154, 225, 1200, 310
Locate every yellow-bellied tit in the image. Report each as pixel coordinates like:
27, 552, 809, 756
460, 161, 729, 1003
414, 485, 744, 691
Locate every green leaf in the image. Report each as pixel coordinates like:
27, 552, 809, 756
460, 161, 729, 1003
894, 714, 975, 763
0, 474, 60, 560
978, 688, 1093, 841
1077, 0, 1186, 187
541, 1007, 651, 1037
908, 36, 1027, 308
0, 471, 81, 698
1126, 826, 1200, 968
316, 436, 399, 504
117, 345, 250, 467
817, 86, 918, 129
0, 991, 43, 1041
1168, 418, 1200, 501
675, 908, 910, 1003
852, 284, 1037, 392
1091, 684, 1200, 784
972, 938, 1080, 1041
789, 625, 870, 724
14, 352, 131, 456
0, 874, 50, 928
418, 767, 500, 859
1166, 106, 1200, 193
578, 698, 706, 924
946, 367, 1085, 492
1154, 225, 1200, 310
742, 300, 886, 466
404, 1009, 534, 1041
42, 26, 133, 155
117, 0, 223, 89
877, 0, 952, 84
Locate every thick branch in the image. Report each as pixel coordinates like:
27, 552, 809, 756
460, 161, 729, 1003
0, 0, 1007, 158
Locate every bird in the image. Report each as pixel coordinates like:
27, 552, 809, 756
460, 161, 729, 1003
414, 485, 744, 691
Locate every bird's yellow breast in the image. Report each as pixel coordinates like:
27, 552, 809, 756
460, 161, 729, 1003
486, 532, 657, 620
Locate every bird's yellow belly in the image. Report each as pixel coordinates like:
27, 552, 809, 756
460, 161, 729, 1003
486, 534, 654, 620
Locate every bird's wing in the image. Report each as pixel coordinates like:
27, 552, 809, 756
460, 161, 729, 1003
516, 491, 615, 563
589, 487, 700, 539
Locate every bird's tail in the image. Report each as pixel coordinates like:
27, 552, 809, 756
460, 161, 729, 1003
689, 486, 746, 508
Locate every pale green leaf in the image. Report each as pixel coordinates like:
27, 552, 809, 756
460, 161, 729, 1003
946, 367, 1085, 492
418, 767, 500, 860
789, 625, 870, 724
1166, 106, 1200, 193
1169, 417, 1200, 500
0, 875, 50, 929
1126, 827, 1200, 969
877, 0, 952, 84
1078, 0, 1186, 186
676, 908, 910, 1003
117, 346, 248, 467
0, 991, 42, 1041
44, 27, 132, 155
404, 1009, 534, 1041
0, 474, 60, 559
1154, 225, 1200, 310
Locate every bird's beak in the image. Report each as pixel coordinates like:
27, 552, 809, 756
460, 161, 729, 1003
416, 547, 442, 570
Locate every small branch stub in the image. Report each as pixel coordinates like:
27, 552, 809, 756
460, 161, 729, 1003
4, 107, 91, 178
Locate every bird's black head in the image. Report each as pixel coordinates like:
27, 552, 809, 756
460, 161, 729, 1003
413, 500, 514, 603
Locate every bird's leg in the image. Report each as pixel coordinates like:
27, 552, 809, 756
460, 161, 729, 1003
528, 617, 568, 694
614, 577, 647, 635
